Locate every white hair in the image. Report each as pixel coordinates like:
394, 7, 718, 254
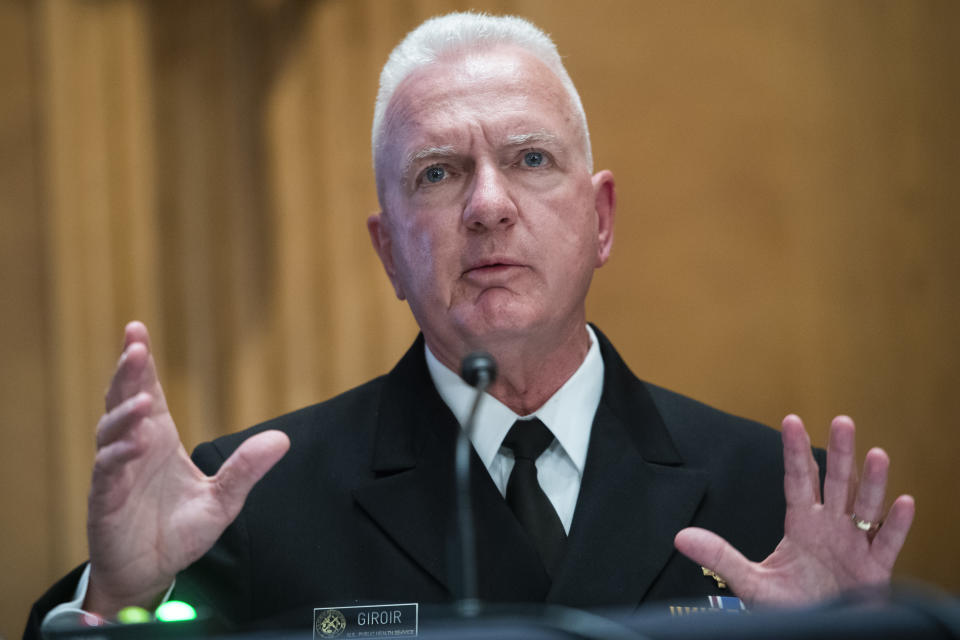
371, 12, 593, 183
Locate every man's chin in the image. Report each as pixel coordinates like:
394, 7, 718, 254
452, 308, 547, 348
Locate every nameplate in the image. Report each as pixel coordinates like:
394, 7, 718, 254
314, 603, 418, 638
669, 596, 747, 615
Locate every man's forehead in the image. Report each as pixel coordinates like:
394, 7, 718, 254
389, 83, 571, 158
403, 127, 564, 159
375, 44, 587, 188
397, 130, 562, 176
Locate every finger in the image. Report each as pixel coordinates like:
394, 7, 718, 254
104, 344, 167, 416
213, 430, 291, 519
92, 433, 150, 480
104, 343, 149, 411
89, 435, 154, 520
871, 495, 915, 569
807, 429, 822, 503
781, 415, 818, 508
104, 322, 155, 411
847, 455, 859, 511
123, 321, 152, 351
823, 416, 856, 514
674, 527, 755, 601
96, 392, 153, 449
852, 447, 889, 524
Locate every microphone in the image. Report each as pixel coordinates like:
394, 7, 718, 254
455, 351, 497, 616
461, 352, 497, 389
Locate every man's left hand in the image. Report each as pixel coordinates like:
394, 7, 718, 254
674, 414, 915, 607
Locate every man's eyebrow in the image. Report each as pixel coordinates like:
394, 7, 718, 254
503, 131, 560, 147
401, 145, 456, 181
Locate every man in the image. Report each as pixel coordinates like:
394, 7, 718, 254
27, 12, 914, 634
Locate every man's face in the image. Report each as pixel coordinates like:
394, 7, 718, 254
369, 46, 615, 362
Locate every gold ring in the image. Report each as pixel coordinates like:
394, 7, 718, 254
851, 513, 881, 533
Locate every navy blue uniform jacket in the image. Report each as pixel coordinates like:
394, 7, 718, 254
26, 327, 820, 634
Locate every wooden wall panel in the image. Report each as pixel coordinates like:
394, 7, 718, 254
0, 1, 53, 635
546, 0, 960, 592
1, 1, 957, 636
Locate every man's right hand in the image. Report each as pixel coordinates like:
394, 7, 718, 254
84, 322, 290, 617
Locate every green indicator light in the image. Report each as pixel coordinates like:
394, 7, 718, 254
154, 600, 197, 622
117, 606, 151, 624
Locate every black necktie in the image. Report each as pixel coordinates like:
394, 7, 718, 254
502, 418, 567, 577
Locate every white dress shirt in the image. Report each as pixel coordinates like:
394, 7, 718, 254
425, 324, 605, 533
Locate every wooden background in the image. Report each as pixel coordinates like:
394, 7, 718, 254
1, 0, 957, 636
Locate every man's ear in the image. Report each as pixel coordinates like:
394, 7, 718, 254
367, 212, 406, 300
591, 170, 616, 267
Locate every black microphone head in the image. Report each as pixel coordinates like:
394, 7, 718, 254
461, 351, 498, 388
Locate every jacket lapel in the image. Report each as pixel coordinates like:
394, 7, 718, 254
351, 336, 551, 602
353, 328, 706, 607
547, 328, 707, 607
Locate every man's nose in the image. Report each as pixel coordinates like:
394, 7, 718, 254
462, 164, 518, 231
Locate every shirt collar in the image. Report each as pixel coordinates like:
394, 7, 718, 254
424, 325, 604, 476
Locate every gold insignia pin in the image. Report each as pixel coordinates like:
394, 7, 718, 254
701, 566, 727, 589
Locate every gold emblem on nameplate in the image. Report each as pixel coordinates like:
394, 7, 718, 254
315, 609, 347, 638
313, 603, 419, 638
701, 566, 727, 589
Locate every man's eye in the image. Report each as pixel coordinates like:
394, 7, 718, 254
424, 166, 446, 183
523, 151, 544, 167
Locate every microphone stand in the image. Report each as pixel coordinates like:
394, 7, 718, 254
455, 352, 497, 617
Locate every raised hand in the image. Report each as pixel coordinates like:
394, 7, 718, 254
85, 322, 290, 617
674, 414, 914, 607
